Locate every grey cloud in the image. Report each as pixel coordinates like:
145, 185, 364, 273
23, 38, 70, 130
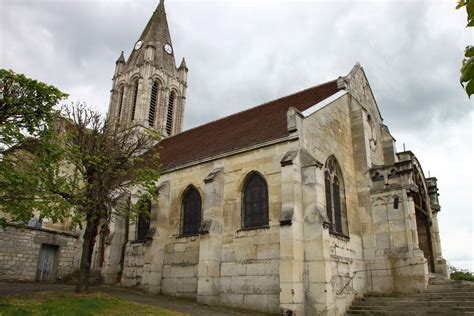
1, 0, 472, 270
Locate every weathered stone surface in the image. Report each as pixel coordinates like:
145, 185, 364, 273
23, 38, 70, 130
0, 225, 80, 282
97, 62, 446, 316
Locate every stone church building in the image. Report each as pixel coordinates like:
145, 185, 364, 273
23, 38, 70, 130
99, 1, 448, 314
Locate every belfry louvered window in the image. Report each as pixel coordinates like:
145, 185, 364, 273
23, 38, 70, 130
182, 186, 201, 236
117, 86, 125, 122
130, 80, 139, 122
148, 81, 159, 127
324, 156, 349, 237
166, 91, 175, 135
242, 172, 269, 229
136, 198, 151, 241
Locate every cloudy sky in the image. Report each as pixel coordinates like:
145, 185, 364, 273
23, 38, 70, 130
1, 0, 472, 270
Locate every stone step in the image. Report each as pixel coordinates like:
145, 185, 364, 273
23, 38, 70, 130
428, 284, 474, 291
364, 292, 474, 300
365, 291, 474, 298
349, 306, 474, 312
354, 299, 474, 306
347, 310, 473, 315
430, 280, 464, 285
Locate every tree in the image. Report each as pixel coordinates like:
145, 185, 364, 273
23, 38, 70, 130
0, 69, 68, 227
456, 0, 474, 97
0, 69, 67, 153
0, 98, 161, 292
59, 104, 160, 293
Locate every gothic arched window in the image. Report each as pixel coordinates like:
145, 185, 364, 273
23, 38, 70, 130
131, 79, 139, 122
166, 91, 175, 135
148, 81, 159, 127
242, 172, 269, 229
182, 186, 201, 236
136, 198, 151, 241
324, 156, 349, 236
117, 85, 125, 122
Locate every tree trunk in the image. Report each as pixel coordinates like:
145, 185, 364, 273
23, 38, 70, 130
76, 215, 99, 293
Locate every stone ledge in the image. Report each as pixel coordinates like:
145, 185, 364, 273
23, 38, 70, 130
4, 223, 79, 238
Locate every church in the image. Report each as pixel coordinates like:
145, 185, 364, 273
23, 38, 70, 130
99, 1, 448, 314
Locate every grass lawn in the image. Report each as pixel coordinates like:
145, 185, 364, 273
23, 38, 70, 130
0, 292, 184, 316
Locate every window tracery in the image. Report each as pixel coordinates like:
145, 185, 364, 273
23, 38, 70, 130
324, 156, 349, 236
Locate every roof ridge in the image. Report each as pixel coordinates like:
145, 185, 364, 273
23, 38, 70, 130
163, 78, 338, 142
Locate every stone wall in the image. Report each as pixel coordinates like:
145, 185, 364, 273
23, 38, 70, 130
122, 242, 146, 287
0, 224, 80, 282
161, 236, 200, 298
299, 92, 369, 314
104, 142, 288, 314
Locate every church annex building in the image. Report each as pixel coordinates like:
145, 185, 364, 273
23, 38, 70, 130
0, 1, 449, 315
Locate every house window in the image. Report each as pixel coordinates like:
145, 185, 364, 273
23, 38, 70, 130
182, 186, 201, 236
242, 172, 269, 229
324, 156, 349, 236
117, 86, 125, 122
136, 198, 151, 241
131, 80, 139, 121
166, 91, 175, 135
148, 81, 159, 127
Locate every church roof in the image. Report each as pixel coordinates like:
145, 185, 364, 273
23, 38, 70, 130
155, 79, 341, 172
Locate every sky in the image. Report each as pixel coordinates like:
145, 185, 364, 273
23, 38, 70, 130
1, 0, 472, 271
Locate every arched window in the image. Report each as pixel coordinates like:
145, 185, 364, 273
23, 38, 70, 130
166, 91, 175, 135
182, 186, 201, 236
117, 85, 125, 122
324, 156, 348, 236
242, 172, 269, 229
136, 198, 151, 241
148, 81, 159, 127
130, 80, 139, 122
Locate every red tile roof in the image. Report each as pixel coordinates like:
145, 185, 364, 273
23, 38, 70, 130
157, 79, 341, 172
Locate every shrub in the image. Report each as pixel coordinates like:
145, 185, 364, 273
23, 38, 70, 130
451, 271, 474, 282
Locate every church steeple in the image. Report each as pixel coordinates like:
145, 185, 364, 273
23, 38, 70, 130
126, 0, 176, 74
107, 0, 188, 137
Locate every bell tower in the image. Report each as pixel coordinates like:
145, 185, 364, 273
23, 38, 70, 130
108, 0, 188, 137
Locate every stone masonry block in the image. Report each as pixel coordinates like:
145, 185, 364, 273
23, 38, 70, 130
231, 276, 255, 293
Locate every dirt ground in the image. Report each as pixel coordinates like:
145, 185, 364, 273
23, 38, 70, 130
0, 281, 273, 316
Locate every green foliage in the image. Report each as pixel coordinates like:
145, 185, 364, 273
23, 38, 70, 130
456, 0, 474, 97
0, 69, 68, 151
0, 70, 69, 225
451, 271, 474, 282
0, 73, 161, 291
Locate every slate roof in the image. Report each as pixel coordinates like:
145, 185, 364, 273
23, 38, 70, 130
154, 79, 342, 172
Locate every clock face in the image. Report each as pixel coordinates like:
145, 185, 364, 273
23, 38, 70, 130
134, 40, 143, 51
163, 43, 173, 55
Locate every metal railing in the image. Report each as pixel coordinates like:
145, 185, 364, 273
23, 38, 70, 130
337, 260, 428, 295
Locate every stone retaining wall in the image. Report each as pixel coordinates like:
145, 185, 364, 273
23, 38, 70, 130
0, 224, 80, 282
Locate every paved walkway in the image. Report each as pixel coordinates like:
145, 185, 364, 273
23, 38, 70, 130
0, 282, 272, 316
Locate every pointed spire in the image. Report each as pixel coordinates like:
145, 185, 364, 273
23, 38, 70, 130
116, 51, 125, 64
138, 0, 171, 44
178, 57, 188, 71
126, 0, 176, 73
